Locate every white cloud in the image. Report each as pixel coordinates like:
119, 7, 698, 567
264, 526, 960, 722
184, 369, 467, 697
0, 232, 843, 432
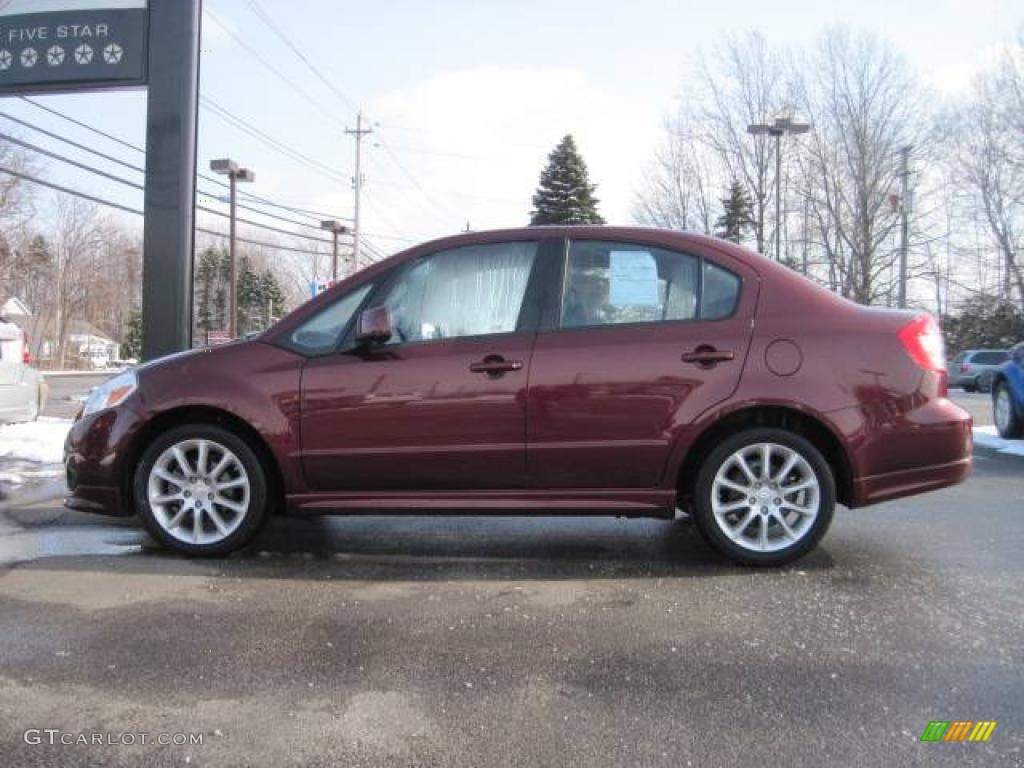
363, 65, 668, 243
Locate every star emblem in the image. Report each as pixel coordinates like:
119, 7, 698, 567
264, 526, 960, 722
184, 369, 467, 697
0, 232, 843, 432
0, 50, 11, 71
20, 47, 38, 68
74, 43, 93, 64
102, 43, 123, 64
46, 45, 65, 66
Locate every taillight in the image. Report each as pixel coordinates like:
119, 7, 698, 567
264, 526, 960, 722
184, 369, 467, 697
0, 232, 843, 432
898, 314, 946, 394
960, 362, 970, 372
21, 330, 32, 365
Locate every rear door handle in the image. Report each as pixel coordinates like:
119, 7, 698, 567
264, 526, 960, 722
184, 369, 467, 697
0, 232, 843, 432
469, 355, 523, 376
681, 346, 735, 367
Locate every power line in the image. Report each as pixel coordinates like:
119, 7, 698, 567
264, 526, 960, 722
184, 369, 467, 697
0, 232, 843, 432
196, 227, 331, 254
0, 111, 147, 174
0, 130, 145, 191
196, 204, 338, 245
20, 95, 146, 155
0, 166, 338, 256
0, 165, 144, 216
202, 6, 349, 131
376, 140, 459, 223
241, 0, 360, 115
3, 105, 351, 223
201, 95, 350, 185
3, 128, 347, 245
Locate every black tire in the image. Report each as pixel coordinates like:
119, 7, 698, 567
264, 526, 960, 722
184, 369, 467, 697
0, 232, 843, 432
133, 424, 269, 556
977, 372, 994, 394
691, 427, 836, 567
993, 382, 1024, 439
962, 380, 977, 393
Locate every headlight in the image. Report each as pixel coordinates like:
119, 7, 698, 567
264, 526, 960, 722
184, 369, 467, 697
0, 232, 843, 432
83, 371, 138, 417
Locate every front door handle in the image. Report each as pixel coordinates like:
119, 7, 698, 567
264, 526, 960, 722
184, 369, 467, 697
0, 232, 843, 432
469, 355, 523, 377
681, 346, 735, 368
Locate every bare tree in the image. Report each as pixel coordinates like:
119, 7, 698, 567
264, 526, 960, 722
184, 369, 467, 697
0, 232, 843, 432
794, 28, 922, 303
633, 108, 716, 234
51, 195, 110, 368
945, 42, 1024, 309
694, 31, 792, 253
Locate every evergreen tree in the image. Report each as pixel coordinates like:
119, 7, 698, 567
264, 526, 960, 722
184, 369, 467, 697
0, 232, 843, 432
122, 309, 143, 360
194, 248, 225, 333
529, 134, 605, 226
259, 270, 286, 327
715, 181, 754, 244
236, 257, 263, 335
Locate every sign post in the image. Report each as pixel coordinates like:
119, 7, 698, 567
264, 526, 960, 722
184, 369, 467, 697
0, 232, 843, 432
0, 0, 201, 361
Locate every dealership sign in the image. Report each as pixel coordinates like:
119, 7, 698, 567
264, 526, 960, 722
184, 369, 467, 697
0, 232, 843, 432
0, 0, 147, 94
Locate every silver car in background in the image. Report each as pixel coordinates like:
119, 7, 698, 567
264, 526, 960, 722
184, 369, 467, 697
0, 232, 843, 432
948, 349, 1011, 392
0, 319, 45, 424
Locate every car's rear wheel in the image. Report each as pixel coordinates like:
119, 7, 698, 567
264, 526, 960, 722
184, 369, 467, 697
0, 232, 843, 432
993, 382, 1023, 439
692, 428, 835, 566
133, 424, 268, 556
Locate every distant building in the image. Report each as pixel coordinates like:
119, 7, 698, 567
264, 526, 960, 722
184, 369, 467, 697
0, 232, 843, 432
1, 297, 121, 369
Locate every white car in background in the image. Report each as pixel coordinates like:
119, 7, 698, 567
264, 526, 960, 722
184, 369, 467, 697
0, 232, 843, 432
0, 318, 45, 423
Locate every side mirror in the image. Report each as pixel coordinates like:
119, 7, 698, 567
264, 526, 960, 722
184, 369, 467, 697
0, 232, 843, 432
355, 306, 393, 345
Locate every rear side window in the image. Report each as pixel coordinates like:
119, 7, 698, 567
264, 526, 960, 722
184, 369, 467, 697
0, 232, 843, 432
972, 351, 1009, 365
559, 241, 740, 328
702, 261, 741, 320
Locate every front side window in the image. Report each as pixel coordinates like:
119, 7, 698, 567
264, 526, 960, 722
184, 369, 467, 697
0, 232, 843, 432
372, 242, 538, 344
288, 283, 374, 355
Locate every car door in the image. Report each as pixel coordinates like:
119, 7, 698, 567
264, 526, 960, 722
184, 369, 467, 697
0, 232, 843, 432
299, 239, 554, 492
526, 237, 757, 489
0, 323, 25, 418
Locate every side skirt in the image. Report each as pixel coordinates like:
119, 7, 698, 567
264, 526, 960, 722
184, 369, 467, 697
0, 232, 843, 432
285, 489, 677, 519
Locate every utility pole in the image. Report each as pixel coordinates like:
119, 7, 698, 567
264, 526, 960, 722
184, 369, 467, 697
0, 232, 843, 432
345, 112, 373, 271
210, 158, 255, 337
897, 145, 911, 309
747, 117, 811, 261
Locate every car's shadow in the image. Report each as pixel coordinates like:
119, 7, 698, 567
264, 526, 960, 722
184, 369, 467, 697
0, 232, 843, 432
2, 510, 838, 580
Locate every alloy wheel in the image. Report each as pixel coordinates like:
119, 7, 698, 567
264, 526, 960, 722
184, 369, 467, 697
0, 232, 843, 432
710, 442, 821, 553
146, 438, 251, 545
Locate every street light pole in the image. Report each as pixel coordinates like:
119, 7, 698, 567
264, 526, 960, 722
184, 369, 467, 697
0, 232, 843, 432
747, 117, 811, 261
320, 220, 350, 282
897, 145, 912, 309
210, 158, 255, 337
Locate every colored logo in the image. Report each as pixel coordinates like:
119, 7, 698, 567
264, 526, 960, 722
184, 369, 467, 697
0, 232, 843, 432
920, 720, 997, 743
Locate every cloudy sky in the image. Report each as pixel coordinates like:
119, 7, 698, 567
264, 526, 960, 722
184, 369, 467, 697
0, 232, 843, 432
3, 0, 1021, 255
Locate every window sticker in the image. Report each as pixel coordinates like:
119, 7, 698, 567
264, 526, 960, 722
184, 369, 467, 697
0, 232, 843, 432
609, 250, 659, 307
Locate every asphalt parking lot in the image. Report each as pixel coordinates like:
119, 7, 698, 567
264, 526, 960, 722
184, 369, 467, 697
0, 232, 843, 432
0, 385, 1020, 767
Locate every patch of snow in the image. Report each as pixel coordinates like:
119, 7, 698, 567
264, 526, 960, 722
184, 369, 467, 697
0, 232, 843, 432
973, 426, 1024, 457
0, 417, 72, 466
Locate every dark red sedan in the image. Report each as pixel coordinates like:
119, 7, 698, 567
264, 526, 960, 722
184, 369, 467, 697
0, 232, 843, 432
65, 227, 971, 565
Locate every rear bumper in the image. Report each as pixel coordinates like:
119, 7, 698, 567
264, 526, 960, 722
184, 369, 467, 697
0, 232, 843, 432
845, 397, 973, 507
852, 455, 971, 507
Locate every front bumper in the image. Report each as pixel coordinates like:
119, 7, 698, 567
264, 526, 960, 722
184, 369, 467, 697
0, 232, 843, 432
63, 404, 144, 517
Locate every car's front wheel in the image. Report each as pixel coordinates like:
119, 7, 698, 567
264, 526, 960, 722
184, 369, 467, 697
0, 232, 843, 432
993, 382, 1023, 439
692, 428, 836, 566
134, 424, 268, 556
